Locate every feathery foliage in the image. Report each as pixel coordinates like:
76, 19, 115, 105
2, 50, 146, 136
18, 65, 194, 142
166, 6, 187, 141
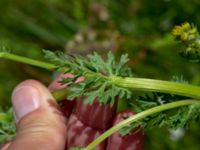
43, 50, 133, 105
0, 108, 16, 143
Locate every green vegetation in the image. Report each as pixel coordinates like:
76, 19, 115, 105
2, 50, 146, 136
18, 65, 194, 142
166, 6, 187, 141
0, 0, 200, 149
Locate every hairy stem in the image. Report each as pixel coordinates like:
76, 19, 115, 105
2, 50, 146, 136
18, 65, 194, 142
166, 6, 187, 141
52, 76, 200, 102
85, 100, 200, 150
110, 76, 200, 99
1, 52, 200, 100
0, 52, 56, 70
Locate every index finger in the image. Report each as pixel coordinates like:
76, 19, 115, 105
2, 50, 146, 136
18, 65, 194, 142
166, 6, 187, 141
48, 73, 74, 92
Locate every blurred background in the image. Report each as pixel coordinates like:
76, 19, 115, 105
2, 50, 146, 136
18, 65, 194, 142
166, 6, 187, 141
0, 0, 200, 149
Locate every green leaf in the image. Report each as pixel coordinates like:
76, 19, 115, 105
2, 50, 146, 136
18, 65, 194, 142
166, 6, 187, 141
43, 50, 133, 105
119, 121, 143, 136
119, 76, 199, 136
0, 108, 16, 143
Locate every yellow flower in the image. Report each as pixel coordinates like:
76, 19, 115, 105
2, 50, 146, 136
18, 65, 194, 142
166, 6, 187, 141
181, 22, 191, 31
172, 22, 198, 41
172, 26, 182, 36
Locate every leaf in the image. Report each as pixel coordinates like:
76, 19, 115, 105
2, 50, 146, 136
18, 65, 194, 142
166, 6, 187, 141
43, 50, 133, 105
43, 50, 63, 65
119, 76, 200, 136
119, 121, 143, 136
0, 108, 16, 143
115, 53, 129, 76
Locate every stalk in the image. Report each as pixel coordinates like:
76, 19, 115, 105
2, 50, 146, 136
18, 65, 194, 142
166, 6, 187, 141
110, 76, 200, 99
52, 88, 69, 102
1, 52, 200, 149
1, 52, 200, 100
0, 52, 56, 70
85, 100, 200, 150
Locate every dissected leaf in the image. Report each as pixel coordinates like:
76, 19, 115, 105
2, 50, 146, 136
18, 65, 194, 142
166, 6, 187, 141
44, 50, 133, 105
0, 108, 16, 143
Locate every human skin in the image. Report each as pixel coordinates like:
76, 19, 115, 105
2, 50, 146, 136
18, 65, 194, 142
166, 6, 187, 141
1, 74, 68, 150
0, 74, 144, 150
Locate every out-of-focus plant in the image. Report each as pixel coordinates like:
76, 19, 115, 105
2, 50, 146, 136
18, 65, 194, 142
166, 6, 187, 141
0, 0, 200, 149
172, 22, 200, 62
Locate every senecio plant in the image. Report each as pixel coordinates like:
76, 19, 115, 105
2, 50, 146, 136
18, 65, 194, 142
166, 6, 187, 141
0, 22, 200, 150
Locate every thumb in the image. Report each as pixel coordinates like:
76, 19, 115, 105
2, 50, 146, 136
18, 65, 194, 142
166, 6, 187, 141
8, 80, 67, 150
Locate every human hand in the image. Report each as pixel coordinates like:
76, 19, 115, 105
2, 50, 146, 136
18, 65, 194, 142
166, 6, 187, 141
0, 73, 144, 150
1, 75, 68, 150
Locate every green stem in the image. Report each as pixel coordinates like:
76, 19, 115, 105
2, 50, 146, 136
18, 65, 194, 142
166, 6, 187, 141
110, 76, 200, 99
1, 52, 200, 100
52, 88, 69, 102
85, 100, 200, 150
0, 113, 10, 121
0, 52, 56, 70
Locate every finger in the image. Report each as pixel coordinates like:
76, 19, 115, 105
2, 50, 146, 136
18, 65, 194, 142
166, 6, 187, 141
48, 73, 85, 92
8, 80, 67, 150
48, 73, 74, 92
0, 142, 11, 150
48, 73, 78, 118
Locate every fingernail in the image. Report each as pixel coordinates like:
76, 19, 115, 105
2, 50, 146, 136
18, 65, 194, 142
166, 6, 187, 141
12, 86, 40, 122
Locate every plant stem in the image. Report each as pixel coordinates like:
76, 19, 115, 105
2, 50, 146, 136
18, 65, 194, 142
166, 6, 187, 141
0, 113, 8, 121
110, 76, 200, 99
85, 100, 200, 150
52, 88, 69, 102
1, 52, 200, 100
0, 52, 56, 70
